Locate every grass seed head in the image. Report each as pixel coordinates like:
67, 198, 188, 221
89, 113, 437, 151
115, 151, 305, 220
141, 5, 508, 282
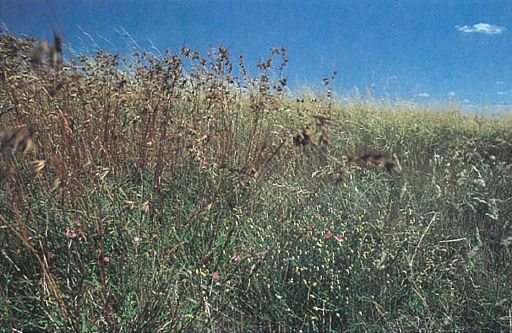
0, 127, 34, 154
312, 114, 332, 127
53, 33, 62, 54
388, 153, 402, 174
29, 37, 61, 68
293, 126, 315, 146
318, 129, 331, 145
357, 152, 401, 174
30, 160, 46, 177
51, 177, 63, 193
140, 201, 150, 213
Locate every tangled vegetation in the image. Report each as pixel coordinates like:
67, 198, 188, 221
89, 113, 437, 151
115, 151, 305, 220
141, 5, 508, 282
1, 33, 512, 332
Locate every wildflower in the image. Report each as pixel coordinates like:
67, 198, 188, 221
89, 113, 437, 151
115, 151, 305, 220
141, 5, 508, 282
335, 234, 345, 242
211, 271, 220, 281
232, 255, 241, 262
103, 256, 110, 263
65, 229, 77, 239
133, 236, 141, 243
324, 231, 333, 239
47, 251, 55, 260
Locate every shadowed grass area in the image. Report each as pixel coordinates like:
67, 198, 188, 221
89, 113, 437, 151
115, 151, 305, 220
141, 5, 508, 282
1, 33, 512, 332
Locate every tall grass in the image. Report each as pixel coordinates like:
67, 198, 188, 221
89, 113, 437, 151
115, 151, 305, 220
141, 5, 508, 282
1, 33, 512, 332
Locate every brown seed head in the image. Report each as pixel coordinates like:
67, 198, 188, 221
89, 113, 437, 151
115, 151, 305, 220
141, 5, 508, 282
302, 126, 314, 145
0, 127, 34, 154
313, 115, 332, 127
30, 160, 46, 177
319, 129, 331, 145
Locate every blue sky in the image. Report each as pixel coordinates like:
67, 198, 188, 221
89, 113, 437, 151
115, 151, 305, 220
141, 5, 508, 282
1, 0, 511, 107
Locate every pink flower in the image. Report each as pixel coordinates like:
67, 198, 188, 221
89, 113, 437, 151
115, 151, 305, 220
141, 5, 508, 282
232, 255, 241, 262
133, 236, 141, 243
324, 231, 333, 239
211, 271, 220, 281
47, 251, 55, 260
103, 256, 110, 263
65, 229, 77, 238
335, 234, 345, 242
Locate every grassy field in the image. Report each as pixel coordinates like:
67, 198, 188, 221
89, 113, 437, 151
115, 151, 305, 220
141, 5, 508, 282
1, 33, 512, 332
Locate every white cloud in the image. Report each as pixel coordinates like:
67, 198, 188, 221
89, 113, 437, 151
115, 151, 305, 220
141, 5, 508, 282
462, 99, 470, 104
447, 91, 456, 96
456, 23, 505, 34
418, 92, 430, 97
497, 91, 508, 95
496, 81, 506, 85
